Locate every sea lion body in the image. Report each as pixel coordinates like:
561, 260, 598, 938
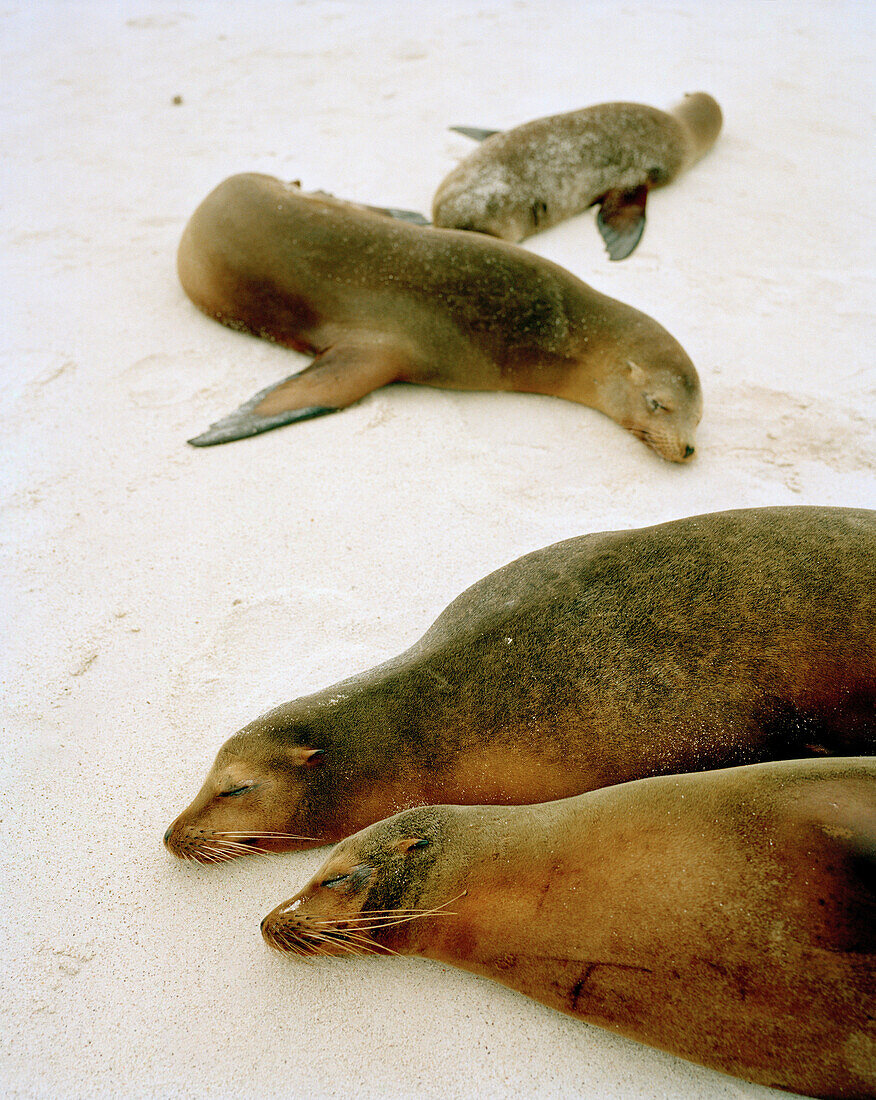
432, 94, 723, 258
178, 172, 701, 459
164, 506, 876, 862
262, 758, 876, 1097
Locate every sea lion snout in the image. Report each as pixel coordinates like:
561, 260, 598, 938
601, 352, 702, 463
163, 737, 322, 861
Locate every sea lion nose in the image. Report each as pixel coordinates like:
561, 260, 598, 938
163, 826, 172, 844
260, 915, 268, 932
684, 445, 695, 458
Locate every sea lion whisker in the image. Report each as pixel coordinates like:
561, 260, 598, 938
325, 896, 466, 917
276, 931, 308, 957
308, 894, 465, 934
195, 845, 225, 860
342, 931, 402, 958
310, 911, 457, 930
199, 845, 236, 863
301, 928, 376, 958
307, 934, 352, 959
354, 911, 459, 932
309, 931, 364, 955
324, 934, 380, 958
215, 840, 277, 859
214, 832, 321, 841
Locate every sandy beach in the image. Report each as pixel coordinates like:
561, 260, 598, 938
2, 2, 874, 1097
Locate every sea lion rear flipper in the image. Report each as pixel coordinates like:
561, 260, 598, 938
449, 126, 500, 142
187, 345, 400, 447
187, 383, 336, 447
596, 185, 649, 261
363, 204, 431, 226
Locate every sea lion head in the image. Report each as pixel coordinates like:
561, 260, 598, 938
261, 805, 462, 957
595, 330, 703, 463
432, 165, 527, 242
163, 714, 329, 862
672, 92, 724, 161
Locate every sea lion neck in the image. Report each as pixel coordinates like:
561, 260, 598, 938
238, 658, 457, 839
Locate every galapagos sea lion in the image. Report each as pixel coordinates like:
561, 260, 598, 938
261, 757, 876, 1098
177, 172, 701, 458
163, 506, 876, 863
432, 93, 723, 259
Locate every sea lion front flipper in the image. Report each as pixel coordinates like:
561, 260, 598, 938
449, 126, 500, 142
187, 345, 401, 447
596, 185, 649, 261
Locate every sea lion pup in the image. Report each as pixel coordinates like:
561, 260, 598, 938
163, 506, 876, 863
432, 93, 723, 259
177, 172, 701, 458
261, 758, 876, 1098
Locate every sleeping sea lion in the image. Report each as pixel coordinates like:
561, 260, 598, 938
260, 757, 876, 1098
177, 172, 701, 458
432, 93, 723, 259
163, 506, 876, 863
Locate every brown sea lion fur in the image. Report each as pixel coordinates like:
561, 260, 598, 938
163, 506, 876, 863
261, 757, 876, 1098
433, 93, 723, 258
178, 172, 701, 460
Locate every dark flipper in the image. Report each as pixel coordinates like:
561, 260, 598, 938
449, 126, 500, 142
188, 379, 336, 446
596, 185, 649, 261
363, 204, 431, 226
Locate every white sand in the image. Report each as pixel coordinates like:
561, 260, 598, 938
2, 2, 874, 1097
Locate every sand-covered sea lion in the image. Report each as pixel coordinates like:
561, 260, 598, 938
163, 506, 876, 863
432, 93, 723, 259
261, 757, 876, 1097
177, 172, 701, 458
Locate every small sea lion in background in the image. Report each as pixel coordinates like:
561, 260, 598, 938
163, 506, 876, 862
432, 93, 723, 259
261, 757, 876, 1098
177, 173, 701, 457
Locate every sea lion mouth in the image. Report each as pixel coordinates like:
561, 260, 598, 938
627, 426, 696, 463
260, 912, 394, 958
261, 893, 466, 958
163, 829, 322, 863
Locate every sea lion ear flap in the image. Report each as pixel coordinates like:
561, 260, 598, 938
395, 837, 429, 854
289, 746, 325, 769
624, 359, 648, 386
